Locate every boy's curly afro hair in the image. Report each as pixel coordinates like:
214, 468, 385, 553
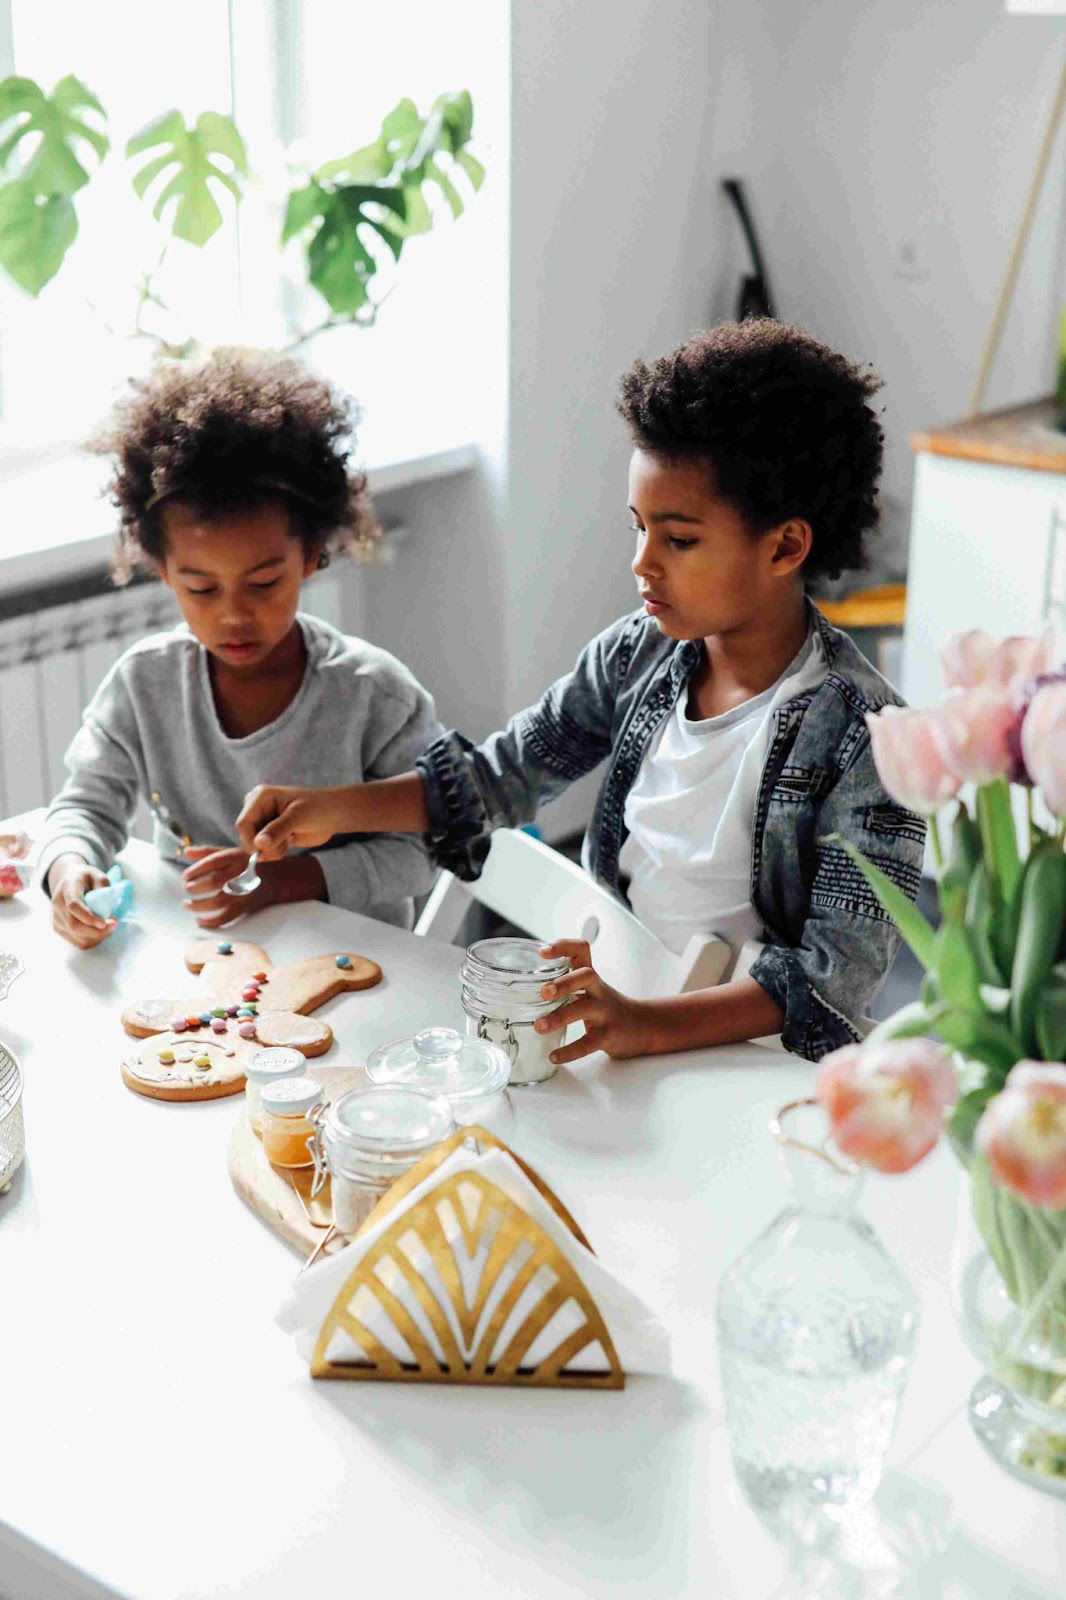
90, 346, 379, 583
617, 319, 884, 585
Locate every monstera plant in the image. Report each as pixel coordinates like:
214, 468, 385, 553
0, 73, 483, 351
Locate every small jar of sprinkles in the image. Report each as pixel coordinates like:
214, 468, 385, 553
459, 937, 571, 1085
260, 1077, 323, 1169
243, 1047, 305, 1134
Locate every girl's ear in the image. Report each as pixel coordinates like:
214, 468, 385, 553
303, 544, 327, 579
769, 517, 812, 576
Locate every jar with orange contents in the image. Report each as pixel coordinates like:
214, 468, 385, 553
260, 1076, 324, 1169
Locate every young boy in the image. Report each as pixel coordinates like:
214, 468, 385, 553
235, 321, 926, 1063
40, 347, 442, 948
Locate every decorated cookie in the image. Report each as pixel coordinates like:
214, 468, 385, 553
120, 939, 382, 1102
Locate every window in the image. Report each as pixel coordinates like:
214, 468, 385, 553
0, 0, 506, 466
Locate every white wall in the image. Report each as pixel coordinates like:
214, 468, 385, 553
757, 0, 1066, 578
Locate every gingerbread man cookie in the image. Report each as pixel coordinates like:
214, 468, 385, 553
121, 938, 382, 1102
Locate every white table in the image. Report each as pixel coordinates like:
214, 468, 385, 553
0, 836, 1063, 1600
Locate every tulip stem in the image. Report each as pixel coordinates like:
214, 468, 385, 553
929, 811, 944, 875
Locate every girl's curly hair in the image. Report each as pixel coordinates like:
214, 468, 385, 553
617, 319, 884, 585
89, 346, 380, 584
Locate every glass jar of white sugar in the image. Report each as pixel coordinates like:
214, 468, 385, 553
459, 937, 572, 1086
312, 1085, 454, 1238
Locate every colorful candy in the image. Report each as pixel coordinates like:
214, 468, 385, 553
238, 1021, 256, 1039
211, 1019, 227, 1034
334, 954, 351, 969
253, 970, 267, 983
194, 1053, 211, 1068
198, 1011, 212, 1024
226, 1004, 240, 1017
217, 941, 233, 955
158, 1047, 175, 1065
241, 986, 259, 1001
185, 1015, 201, 1030
172, 1017, 188, 1033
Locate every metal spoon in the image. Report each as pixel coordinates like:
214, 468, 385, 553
223, 851, 261, 897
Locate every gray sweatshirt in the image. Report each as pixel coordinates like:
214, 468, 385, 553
38, 613, 443, 926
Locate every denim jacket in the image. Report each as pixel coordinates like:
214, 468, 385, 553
416, 603, 926, 1061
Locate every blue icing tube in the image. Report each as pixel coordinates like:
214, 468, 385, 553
84, 865, 134, 921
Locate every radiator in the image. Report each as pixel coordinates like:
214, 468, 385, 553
0, 568, 345, 820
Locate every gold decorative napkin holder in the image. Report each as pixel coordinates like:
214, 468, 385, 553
310, 1127, 625, 1389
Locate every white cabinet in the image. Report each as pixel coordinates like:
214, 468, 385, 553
901, 401, 1066, 709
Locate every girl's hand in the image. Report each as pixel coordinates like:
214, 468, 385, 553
182, 846, 274, 928
534, 939, 653, 1064
235, 784, 352, 860
48, 854, 117, 948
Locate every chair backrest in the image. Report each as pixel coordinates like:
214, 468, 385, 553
415, 828, 730, 999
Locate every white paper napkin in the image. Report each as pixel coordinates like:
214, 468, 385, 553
277, 1141, 672, 1377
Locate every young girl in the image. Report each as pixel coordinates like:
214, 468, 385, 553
41, 347, 442, 948
234, 321, 926, 1063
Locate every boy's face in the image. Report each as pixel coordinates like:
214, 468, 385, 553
628, 449, 807, 640
158, 499, 318, 672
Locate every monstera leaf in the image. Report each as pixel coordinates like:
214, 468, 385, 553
127, 109, 247, 246
0, 74, 108, 196
284, 91, 483, 321
0, 183, 76, 294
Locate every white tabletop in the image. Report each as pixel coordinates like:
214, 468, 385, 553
0, 835, 1063, 1600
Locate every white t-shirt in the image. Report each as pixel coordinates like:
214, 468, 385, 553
619, 629, 828, 969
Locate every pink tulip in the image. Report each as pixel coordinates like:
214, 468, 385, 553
865, 706, 959, 816
975, 1062, 1066, 1210
928, 685, 1021, 785
939, 626, 1055, 699
1020, 680, 1066, 816
815, 1039, 957, 1174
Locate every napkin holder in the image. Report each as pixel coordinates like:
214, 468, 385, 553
310, 1127, 625, 1389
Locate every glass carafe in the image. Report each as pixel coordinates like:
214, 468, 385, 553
715, 1098, 920, 1554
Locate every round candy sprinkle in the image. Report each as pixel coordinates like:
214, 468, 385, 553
253, 970, 267, 983
244, 1003, 257, 1015
158, 1047, 175, 1065
226, 1004, 239, 1017
236, 1005, 253, 1018
194, 1053, 211, 1068
198, 1011, 213, 1024
211, 1006, 227, 1018
216, 941, 233, 955
185, 1015, 201, 1030
238, 1021, 256, 1039
334, 954, 351, 969
211, 1019, 227, 1034
171, 1017, 188, 1033
241, 986, 259, 1001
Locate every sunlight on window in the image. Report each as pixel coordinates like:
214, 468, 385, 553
0, 0, 506, 466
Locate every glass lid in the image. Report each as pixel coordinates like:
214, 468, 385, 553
464, 938, 570, 981
365, 1027, 511, 1101
326, 1083, 454, 1154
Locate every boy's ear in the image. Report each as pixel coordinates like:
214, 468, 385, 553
769, 518, 812, 575
303, 543, 327, 579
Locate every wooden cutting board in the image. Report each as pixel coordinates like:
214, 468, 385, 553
227, 1064, 368, 1259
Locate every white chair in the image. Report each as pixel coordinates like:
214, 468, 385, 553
414, 827, 731, 998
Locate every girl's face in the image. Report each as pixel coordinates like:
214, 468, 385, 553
628, 449, 809, 640
158, 499, 318, 672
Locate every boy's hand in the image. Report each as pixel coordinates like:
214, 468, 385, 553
236, 784, 351, 860
182, 846, 327, 927
534, 939, 653, 1064
48, 854, 118, 948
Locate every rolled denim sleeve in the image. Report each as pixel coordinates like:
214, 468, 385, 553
416, 615, 636, 880
750, 733, 926, 1061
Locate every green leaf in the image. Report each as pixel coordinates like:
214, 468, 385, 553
306, 190, 374, 314
826, 834, 937, 970
281, 181, 327, 243
454, 147, 485, 190
0, 180, 76, 293
314, 139, 392, 186
965, 861, 1007, 987
934, 1008, 1023, 1076
1035, 962, 1066, 1061
936, 921, 983, 1012
127, 108, 246, 246
976, 777, 1022, 907
424, 155, 464, 219
0, 73, 108, 197
948, 1085, 993, 1168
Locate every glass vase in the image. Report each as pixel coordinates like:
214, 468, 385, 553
716, 1099, 920, 1554
954, 1160, 1066, 1495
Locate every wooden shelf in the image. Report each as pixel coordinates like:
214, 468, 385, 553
817, 582, 906, 629
910, 397, 1066, 474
